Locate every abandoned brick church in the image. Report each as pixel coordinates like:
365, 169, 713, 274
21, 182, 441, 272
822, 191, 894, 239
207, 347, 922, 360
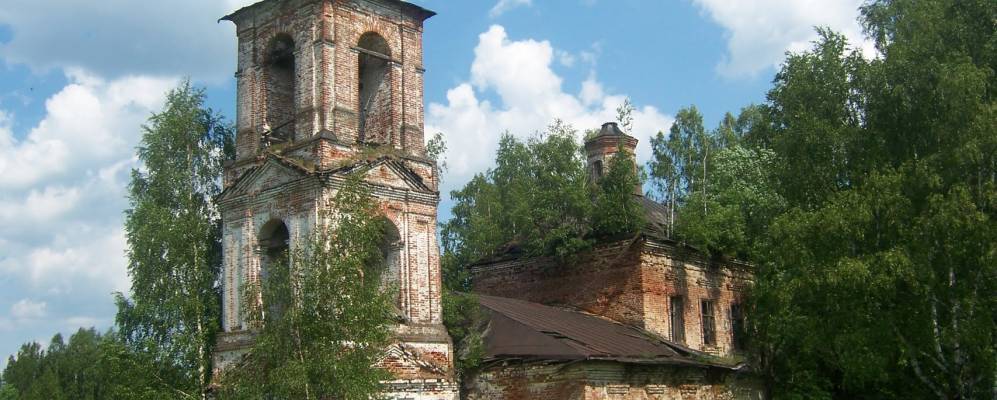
211, 0, 763, 398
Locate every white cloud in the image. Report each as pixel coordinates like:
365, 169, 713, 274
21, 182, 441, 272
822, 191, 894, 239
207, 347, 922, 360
10, 299, 47, 320
490, 0, 533, 17
0, 0, 242, 81
0, 70, 174, 305
0, 69, 175, 190
0, 69, 169, 366
426, 25, 672, 191
692, 0, 876, 78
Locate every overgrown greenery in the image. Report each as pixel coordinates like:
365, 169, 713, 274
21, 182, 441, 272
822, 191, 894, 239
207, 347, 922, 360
438, 117, 645, 380
3, 0, 992, 398
647, 0, 995, 397
115, 79, 235, 398
440, 120, 644, 275
2, 81, 235, 399
217, 175, 395, 399
2, 328, 185, 399
1, 81, 399, 399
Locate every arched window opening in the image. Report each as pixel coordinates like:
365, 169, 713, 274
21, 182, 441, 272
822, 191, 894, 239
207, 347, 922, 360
378, 219, 403, 309
357, 32, 392, 145
259, 219, 290, 322
264, 34, 296, 146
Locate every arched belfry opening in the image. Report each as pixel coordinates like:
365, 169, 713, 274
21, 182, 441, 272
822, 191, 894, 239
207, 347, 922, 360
378, 218, 403, 308
259, 219, 290, 321
357, 32, 392, 145
264, 34, 296, 146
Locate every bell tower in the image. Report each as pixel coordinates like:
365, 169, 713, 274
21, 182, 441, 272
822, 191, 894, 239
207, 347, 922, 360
213, 1, 456, 398
222, 0, 433, 168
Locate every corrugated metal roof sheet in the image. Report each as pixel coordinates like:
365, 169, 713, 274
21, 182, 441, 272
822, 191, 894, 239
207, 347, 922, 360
478, 295, 729, 368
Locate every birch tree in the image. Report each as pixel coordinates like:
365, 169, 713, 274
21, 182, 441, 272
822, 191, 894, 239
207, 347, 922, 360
117, 80, 234, 398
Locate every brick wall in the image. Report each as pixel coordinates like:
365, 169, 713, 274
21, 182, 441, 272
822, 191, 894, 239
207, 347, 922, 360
468, 360, 763, 400
227, 0, 429, 163
467, 361, 587, 400
215, 1, 454, 397
639, 242, 753, 356
472, 239, 648, 329
471, 237, 753, 357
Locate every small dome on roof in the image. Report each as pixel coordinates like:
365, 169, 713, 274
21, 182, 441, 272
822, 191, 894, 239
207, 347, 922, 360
597, 122, 626, 137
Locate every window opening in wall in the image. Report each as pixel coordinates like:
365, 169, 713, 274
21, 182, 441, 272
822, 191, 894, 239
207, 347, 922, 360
378, 219, 403, 312
731, 303, 746, 351
593, 159, 604, 180
701, 299, 716, 346
264, 34, 296, 147
357, 32, 392, 145
259, 220, 290, 323
669, 295, 685, 343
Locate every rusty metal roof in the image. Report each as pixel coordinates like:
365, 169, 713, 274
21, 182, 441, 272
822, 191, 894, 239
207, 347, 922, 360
477, 295, 732, 368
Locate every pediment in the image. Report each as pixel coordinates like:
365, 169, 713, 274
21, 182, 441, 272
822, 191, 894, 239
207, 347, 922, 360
341, 158, 432, 193
220, 156, 313, 201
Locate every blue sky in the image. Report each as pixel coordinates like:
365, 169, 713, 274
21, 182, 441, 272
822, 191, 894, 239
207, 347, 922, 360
0, 0, 872, 365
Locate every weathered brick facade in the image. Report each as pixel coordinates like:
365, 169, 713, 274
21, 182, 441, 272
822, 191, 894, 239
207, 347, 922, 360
213, 1, 456, 398
471, 238, 753, 357
586, 122, 642, 195
465, 126, 760, 399
472, 126, 753, 358
468, 361, 762, 400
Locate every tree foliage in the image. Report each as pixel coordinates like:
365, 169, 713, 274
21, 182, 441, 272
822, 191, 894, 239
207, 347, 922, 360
217, 174, 395, 400
440, 120, 645, 381
753, 1, 995, 394
2, 329, 181, 399
117, 79, 234, 398
441, 120, 645, 272
648, 104, 764, 241
441, 121, 594, 270
592, 144, 644, 238
648, 1, 996, 397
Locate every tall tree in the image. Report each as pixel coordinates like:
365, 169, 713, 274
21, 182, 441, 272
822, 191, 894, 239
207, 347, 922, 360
649, 104, 761, 239
2, 328, 175, 400
117, 80, 234, 397
675, 145, 783, 259
217, 174, 395, 400
747, 1, 996, 396
441, 121, 594, 267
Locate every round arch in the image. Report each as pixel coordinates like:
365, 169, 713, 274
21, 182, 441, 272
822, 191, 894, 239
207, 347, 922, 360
258, 218, 290, 322
263, 33, 296, 144
357, 31, 393, 144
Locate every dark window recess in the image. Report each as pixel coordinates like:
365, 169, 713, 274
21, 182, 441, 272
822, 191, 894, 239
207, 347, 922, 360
669, 296, 685, 343
264, 34, 296, 146
731, 303, 746, 351
357, 32, 392, 145
259, 220, 290, 324
701, 299, 716, 346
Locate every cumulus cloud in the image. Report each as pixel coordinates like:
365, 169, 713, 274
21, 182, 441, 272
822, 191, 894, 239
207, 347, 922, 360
490, 0, 533, 17
692, 0, 876, 78
0, 0, 246, 81
0, 70, 174, 288
426, 25, 672, 191
0, 70, 175, 359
